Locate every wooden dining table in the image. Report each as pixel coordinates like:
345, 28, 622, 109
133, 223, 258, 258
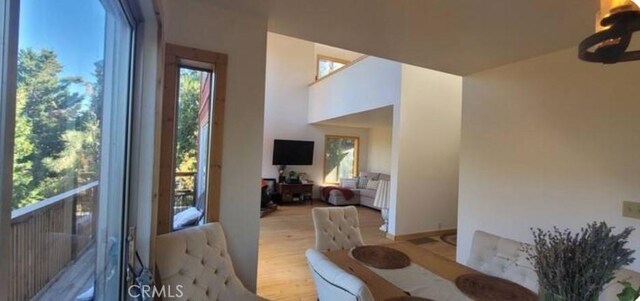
323, 241, 484, 300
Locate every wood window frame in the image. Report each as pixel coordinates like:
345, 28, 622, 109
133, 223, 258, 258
316, 55, 350, 80
157, 44, 227, 235
323, 135, 360, 184
0, 0, 19, 294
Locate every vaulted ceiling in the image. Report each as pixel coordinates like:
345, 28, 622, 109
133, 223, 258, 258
210, 0, 599, 75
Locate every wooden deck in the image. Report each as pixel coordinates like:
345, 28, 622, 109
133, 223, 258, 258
9, 181, 98, 301
33, 243, 96, 301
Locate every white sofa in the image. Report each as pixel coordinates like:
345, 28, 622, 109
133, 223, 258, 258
324, 171, 390, 209
468, 230, 640, 301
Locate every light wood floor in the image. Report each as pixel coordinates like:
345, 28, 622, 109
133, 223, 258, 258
256, 203, 456, 301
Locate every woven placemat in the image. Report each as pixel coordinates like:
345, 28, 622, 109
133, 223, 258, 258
352, 246, 411, 269
385, 297, 435, 301
455, 274, 537, 301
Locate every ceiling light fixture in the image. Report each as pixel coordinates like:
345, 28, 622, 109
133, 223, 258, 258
579, 0, 640, 63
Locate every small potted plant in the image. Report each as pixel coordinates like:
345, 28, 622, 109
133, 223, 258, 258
526, 222, 635, 301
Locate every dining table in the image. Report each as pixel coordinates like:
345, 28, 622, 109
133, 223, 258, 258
323, 241, 536, 301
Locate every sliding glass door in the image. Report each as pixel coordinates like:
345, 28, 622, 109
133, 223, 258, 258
1, 0, 135, 300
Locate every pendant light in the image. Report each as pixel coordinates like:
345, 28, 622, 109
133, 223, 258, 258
579, 0, 640, 63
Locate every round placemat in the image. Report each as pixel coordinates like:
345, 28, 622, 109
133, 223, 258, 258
455, 274, 537, 301
351, 246, 411, 269
385, 297, 435, 301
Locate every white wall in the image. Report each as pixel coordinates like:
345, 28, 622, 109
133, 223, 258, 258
263, 33, 369, 196
308, 56, 401, 123
161, 0, 267, 289
388, 65, 462, 236
307, 47, 462, 237
458, 47, 640, 271
367, 126, 392, 174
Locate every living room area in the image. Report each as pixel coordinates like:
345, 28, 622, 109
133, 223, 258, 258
5, 0, 640, 300
259, 33, 395, 213
256, 32, 462, 299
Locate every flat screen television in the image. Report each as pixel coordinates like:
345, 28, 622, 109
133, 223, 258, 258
272, 139, 314, 165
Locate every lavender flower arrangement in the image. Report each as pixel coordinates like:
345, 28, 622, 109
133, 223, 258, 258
526, 222, 635, 301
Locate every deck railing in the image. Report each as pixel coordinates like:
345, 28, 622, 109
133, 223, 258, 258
174, 171, 197, 213
9, 181, 99, 301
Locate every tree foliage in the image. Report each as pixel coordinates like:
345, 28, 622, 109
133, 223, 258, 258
11, 48, 102, 210
175, 69, 201, 173
18, 49, 84, 185
12, 88, 42, 208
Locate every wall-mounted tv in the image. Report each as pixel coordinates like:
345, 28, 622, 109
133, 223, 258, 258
272, 139, 314, 166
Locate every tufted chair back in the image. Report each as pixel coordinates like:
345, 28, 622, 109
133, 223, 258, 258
306, 249, 374, 301
467, 230, 640, 300
155, 223, 261, 301
467, 231, 538, 292
312, 206, 365, 252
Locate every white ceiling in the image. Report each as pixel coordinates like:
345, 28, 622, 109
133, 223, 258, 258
315, 106, 393, 129
209, 0, 599, 75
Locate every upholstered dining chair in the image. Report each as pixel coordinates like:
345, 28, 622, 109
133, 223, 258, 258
467, 230, 640, 301
155, 223, 265, 301
306, 249, 374, 301
467, 230, 539, 292
312, 206, 365, 252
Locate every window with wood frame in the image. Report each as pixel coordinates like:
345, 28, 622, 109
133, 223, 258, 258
316, 55, 350, 80
324, 135, 359, 184
158, 44, 227, 235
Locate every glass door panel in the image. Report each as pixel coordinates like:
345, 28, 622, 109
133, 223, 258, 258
8, 0, 133, 300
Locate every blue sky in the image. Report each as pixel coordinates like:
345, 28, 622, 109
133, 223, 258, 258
19, 0, 105, 83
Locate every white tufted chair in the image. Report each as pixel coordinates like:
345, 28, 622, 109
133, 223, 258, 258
306, 249, 374, 301
467, 230, 640, 300
467, 231, 539, 292
312, 206, 365, 252
155, 223, 263, 301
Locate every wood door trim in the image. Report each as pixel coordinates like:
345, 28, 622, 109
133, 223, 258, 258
157, 44, 227, 235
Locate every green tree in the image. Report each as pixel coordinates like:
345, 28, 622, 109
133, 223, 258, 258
79, 60, 104, 179
11, 48, 101, 208
17, 48, 84, 192
90, 60, 104, 122
44, 122, 99, 190
175, 69, 201, 172
43, 60, 103, 192
11, 89, 43, 209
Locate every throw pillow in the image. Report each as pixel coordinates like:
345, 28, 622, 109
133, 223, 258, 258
340, 178, 358, 189
173, 207, 202, 228
366, 180, 379, 190
357, 176, 369, 189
